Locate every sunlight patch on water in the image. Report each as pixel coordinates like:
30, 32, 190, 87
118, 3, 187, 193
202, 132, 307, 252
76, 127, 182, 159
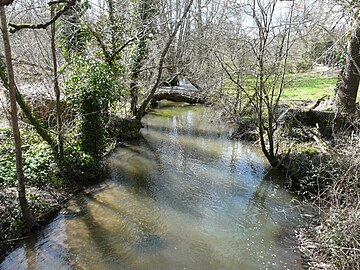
1, 101, 305, 270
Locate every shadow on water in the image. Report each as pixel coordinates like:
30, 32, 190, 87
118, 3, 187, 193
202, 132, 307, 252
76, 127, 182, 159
1, 101, 307, 270
71, 195, 167, 269
106, 139, 263, 220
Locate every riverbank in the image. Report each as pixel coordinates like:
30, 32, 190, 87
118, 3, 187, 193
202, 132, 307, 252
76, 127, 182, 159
0, 122, 108, 261
291, 137, 360, 269
0, 186, 67, 260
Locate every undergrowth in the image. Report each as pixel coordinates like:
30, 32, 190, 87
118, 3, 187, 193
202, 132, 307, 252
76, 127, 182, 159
281, 124, 360, 269
0, 127, 61, 188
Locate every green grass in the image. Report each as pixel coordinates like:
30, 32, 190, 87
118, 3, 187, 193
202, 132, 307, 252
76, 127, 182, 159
283, 74, 338, 101
223, 73, 339, 102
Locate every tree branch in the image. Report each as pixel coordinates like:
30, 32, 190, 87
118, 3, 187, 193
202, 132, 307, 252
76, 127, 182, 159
86, 24, 112, 63
136, 0, 194, 120
109, 36, 137, 63
8, 0, 77, 33
48, 0, 69, 6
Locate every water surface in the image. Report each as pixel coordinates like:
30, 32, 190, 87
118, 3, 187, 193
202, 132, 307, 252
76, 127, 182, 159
1, 102, 305, 270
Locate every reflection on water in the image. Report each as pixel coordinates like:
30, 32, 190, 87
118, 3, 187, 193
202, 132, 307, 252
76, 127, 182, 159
1, 102, 305, 270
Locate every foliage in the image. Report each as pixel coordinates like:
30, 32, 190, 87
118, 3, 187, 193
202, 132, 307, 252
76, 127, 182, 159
282, 141, 333, 195
0, 128, 16, 186
0, 127, 61, 188
66, 58, 120, 110
0, 198, 23, 242
130, 35, 149, 81
0, 187, 61, 243
60, 0, 90, 60
87, 11, 128, 65
61, 144, 100, 181
23, 143, 61, 188
66, 57, 121, 167
106, 116, 142, 140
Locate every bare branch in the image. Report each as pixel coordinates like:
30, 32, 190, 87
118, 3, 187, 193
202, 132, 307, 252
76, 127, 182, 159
48, 0, 69, 6
136, 0, 195, 120
8, 0, 77, 33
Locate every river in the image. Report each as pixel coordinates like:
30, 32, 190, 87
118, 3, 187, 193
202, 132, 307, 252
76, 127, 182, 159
1, 102, 306, 270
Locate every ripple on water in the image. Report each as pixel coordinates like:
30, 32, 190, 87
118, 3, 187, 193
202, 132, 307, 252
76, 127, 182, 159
1, 102, 306, 270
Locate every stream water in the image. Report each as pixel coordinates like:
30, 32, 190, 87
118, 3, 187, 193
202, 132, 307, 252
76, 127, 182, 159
1, 102, 306, 270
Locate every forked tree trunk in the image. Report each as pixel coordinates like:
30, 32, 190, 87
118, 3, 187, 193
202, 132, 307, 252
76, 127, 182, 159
336, 20, 360, 114
0, 5, 35, 229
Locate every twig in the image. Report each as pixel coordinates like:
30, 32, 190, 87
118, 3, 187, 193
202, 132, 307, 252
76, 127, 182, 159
1, 236, 28, 243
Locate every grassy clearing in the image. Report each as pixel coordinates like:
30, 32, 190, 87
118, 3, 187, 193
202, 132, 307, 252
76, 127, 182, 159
223, 72, 339, 103
283, 74, 338, 101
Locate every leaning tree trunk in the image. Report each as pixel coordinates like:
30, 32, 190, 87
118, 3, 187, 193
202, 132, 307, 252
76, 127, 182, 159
335, 19, 360, 114
136, 0, 194, 120
0, 4, 35, 229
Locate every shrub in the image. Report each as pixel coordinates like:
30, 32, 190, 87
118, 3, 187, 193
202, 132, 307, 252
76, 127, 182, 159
66, 57, 121, 167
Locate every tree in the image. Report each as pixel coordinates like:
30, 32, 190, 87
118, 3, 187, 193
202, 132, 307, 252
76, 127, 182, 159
216, 0, 295, 167
51, 5, 64, 162
60, 0, 87, 60
129, 0, 157, 116
5, 0, 80, 162
0, 0, 35, 228
335, 5, 360, 114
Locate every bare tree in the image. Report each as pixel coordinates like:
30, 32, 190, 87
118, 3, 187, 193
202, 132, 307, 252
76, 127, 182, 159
51, 5, 64, 162
216, 0, 295, 167
0, 0, 35, 228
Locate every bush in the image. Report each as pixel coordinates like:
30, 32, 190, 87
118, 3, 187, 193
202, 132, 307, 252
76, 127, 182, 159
281, 142, 333, 196
0, 129, 16, 186
62, 145, 101, 182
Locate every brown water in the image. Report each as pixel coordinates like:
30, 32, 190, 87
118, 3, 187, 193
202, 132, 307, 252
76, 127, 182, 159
1, 102, 305, 270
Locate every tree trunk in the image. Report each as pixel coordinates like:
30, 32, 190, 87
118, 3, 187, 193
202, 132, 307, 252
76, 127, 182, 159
335, 20, 360, 114
0, 51, 58, 156
51, 7, 64, 162
0, 5, 35, 229
0, 0, 13, 6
